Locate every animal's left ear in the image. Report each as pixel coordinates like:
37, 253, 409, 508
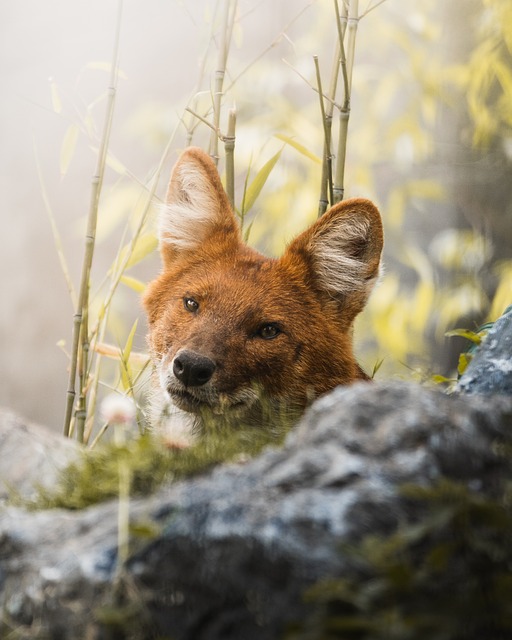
282, 198, 383, 319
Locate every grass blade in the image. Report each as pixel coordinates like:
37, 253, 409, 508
34, 141, 77, 307
60, 124, 80, 176
120, 275, 146, 293
274, 133, 321, 164
445, 329, 482, 344
115, 233, 157, 272
49, 78, 62, 114
242, 148, 283, 215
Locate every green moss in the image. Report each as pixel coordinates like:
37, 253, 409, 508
29, 417, 290, 511
288, 479, 512, 640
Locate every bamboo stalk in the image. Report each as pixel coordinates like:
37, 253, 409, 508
335, 0, 350, 104
83, 313, 108, 444
317, 1, 349, 215
334, 109, 350, 203
82, 115, 182, 445
63, 0, 123, 438
187, 84, 211, 150
90, 117, 181, 342
75, 300, 89, 442
282, 59, 340, 110
224, 107, 236, 207
317, 43, 338, 217
340, 0, 349, 36
314, 56, 333, 216
333, 0, 357, 204
346, 0, 359, 92
64, 176, 100, 437
183, 1, 232, 146
209, 0, 236, 165
184, 1, 221, 147
185, 106, 219, 134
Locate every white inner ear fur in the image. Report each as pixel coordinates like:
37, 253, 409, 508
311, 215, 379, 296
159, 162, 220, 250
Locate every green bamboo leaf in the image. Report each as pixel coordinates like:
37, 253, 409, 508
116, 233, 158, 271
123, 319, 138, 365
493, 58, 512, 97
50, 78, 62, 114
60, 124, 80, 176
242, 149, 282, 215
129, 521, 162, 539
457, 352, 472, 376
97, 185, 143, 243
445, 329, 482, 344
431, 374, 456, 385
84, 111, 95, 138
84, 61, 128, 79
120, 360, 132, 392
105, 152, 127, 175
243, 220, 254, 244
89, 147, 127, 175
120, 319, 138, 392
371, 358, 384, 379
239, 153, 253, 229
274, 134, 321, 164
120, 275, 146, 294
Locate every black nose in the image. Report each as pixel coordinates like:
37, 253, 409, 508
172, 350, 216, 387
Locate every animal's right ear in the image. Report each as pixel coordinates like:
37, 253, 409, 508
158, 147, 240, 266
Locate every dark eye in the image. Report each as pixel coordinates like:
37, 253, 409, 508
183, 297, 199, 313
257, 323, 281, 340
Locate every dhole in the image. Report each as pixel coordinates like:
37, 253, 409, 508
143, 148, 383, 443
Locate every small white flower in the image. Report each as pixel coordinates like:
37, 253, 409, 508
100, 394, 136, 425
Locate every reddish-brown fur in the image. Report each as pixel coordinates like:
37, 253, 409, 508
143, 148, 383, 438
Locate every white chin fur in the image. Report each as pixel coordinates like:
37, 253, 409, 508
147, 384, 197, 449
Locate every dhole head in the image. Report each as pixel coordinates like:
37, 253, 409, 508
143, 147, 383, 431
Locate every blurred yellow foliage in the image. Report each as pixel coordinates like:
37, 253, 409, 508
467, 0, 512, 147
488, 262, 512, 321
52, 0, 512, 442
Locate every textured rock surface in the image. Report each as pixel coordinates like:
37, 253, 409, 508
1, 383, 512, 639
458, 305, 512, 395
0, 408, 78, 503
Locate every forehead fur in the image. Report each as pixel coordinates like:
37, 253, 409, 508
166, 248, 315, 319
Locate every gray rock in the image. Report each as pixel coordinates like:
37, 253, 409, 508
0, 408, 79, 503
457, 305, 512, 395
1, 383, 511, 639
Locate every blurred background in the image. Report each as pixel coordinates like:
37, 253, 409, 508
1, 0, 511, 435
